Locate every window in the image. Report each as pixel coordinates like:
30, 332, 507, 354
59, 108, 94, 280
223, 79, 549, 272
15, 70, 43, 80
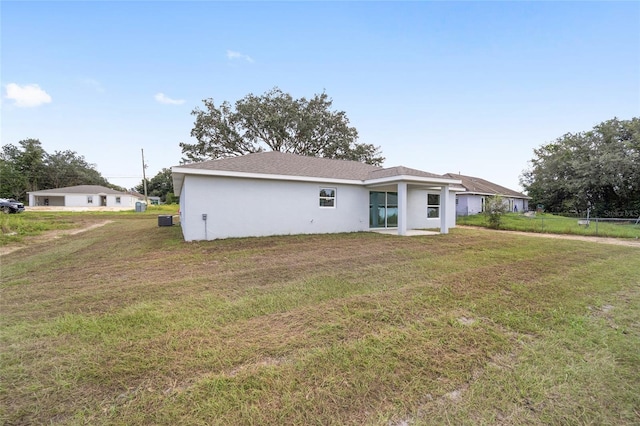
427, 193, 440, 218
319, 187, 336, 207
87, 196, 93, 204
115, 197, 121, 204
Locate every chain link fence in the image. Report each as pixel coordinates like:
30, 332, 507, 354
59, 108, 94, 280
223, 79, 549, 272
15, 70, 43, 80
458, 213, 640, 239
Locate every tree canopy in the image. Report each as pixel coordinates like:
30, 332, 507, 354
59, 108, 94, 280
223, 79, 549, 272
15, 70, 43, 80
179, 87, 384, 166
520, 117, 640, 217
1, 139, 116, 202
135, 168, 175, 203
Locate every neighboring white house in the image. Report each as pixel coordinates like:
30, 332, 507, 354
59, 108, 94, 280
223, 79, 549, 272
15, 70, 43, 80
172, 152, 464, 241
27, 185, 142, 211
443, 173, 531, 216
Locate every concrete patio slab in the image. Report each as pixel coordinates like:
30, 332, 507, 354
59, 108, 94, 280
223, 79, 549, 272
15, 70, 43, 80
369, 229, 440, 237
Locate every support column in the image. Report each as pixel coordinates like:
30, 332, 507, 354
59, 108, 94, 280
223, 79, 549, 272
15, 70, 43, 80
440, 185, 449, 234
398, 182, 407, 236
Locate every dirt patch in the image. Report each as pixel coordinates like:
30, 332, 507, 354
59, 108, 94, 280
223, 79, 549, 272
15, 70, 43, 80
0, 220, 113, 256
458, 316, 476, 326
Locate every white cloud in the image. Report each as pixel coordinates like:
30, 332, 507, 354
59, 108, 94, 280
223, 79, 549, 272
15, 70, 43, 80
226, 50, 254, 63
154, 93, 185, 105
5, 83, 52, 107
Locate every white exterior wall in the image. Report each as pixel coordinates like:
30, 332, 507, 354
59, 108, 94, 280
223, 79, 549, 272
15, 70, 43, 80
179, 182, 188, 236
455, 195, 467, 216
456, 195, 484, 216
107, 194, 136, 207
61, 194, 136, 207
515, 198, 529, 212
407, 189, 428, 229
447, 191, 457, 230
406, 188, 457, 231
180, 175, 369, 241
65, 195, 95, 207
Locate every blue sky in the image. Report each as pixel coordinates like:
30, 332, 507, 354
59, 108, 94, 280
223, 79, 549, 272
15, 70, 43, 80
2, 1, 639, 192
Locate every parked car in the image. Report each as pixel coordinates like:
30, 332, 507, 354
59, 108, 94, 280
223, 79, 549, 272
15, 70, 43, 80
0, 198, 25, 214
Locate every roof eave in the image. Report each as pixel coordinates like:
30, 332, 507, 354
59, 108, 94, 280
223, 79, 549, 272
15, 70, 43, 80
27, 191, 67, 196
171, 166, 364, 188
364, 175, 462, 186
449, 186, 467, 192
459, 191, 531, 199
27, 190, 130, 196
171, 168, 465, 191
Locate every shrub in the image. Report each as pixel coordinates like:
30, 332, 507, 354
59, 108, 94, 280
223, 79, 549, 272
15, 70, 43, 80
484, 195, 508, 229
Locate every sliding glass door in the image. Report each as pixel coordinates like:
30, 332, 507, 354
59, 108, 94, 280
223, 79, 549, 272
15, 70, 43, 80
369, 191, 398, 228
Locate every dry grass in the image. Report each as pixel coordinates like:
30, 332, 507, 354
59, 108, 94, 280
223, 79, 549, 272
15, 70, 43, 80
1, 214, 639, 425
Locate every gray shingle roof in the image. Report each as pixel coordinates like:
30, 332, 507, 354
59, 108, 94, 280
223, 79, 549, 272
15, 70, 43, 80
368, 166, 444, 180
29, 185, 129, 195
443, 173, 529, 198
176, 152, 449, 181
177, 151, 380, 180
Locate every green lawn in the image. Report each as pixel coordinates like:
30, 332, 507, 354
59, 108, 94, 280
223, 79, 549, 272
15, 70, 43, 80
1, 213, 639, 425
457, 212, 640, 239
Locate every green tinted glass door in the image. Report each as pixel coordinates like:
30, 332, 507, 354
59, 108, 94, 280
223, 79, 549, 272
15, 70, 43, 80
386, 192, 398, 227
369, 192, 386, 228
369, 191, 398, 228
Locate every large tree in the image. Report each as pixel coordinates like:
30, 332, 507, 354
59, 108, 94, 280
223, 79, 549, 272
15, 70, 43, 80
1, 139, 47, 200
520, 117, 640, 217
1, 139, 113, 202
179, 87, 384, 165
45, 150, 110, 189
135, 168, 174, 203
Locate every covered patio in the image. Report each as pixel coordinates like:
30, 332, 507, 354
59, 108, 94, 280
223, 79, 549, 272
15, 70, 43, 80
365, 171, 464, 236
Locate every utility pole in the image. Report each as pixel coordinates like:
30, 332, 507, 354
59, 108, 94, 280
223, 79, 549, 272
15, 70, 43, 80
141, 148, 148, 204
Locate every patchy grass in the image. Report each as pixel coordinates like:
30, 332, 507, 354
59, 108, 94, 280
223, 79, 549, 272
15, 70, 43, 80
102, 204, 179, 216
0, 212, 77, 244
1, 216, 639, 425
458, 213, 640, 239
0, 206, 179, 245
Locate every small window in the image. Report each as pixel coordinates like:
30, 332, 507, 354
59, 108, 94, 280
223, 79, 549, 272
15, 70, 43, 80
427, 193, 440, 218
319, 187, 336, 208
115, 197, 121, 204
87, 196, 93, 204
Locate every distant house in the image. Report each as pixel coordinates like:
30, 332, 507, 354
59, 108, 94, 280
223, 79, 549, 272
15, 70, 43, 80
443, 173, 530, 216
28, 185, 142, 211
172, 152, 464, 241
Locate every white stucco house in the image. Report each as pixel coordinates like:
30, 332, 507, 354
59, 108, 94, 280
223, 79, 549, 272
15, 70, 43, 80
443, 173, 531, 216
27, 185, 142, 211
172, 152, 464, 241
